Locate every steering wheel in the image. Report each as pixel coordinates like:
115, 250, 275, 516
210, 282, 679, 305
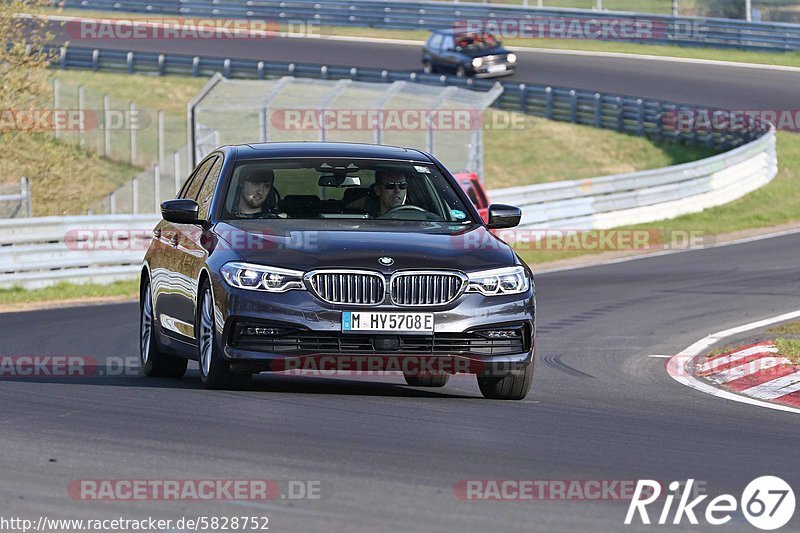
378, 205, 433, 220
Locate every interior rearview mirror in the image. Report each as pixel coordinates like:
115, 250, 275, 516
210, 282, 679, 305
318, 175, 362, 187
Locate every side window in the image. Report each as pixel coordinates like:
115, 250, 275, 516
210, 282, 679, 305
196, 156, 223, 220
442, 36, 455, 51
180, 156, 216, 201
428, 33, 443, 52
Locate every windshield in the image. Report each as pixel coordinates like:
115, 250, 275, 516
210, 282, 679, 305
455, 33, 499, 49
221, 158, 476, 223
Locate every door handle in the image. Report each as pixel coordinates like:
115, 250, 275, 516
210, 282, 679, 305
170, 235, 179, 248
153, 228, 161, 239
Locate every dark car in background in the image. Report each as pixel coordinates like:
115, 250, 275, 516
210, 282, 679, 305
422, 29, 517, 78
139, 142, 535, 400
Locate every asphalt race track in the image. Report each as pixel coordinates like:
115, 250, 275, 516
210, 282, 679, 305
4, 17, 796, 532
2, 233, 799, 531
48, 20, 800, 109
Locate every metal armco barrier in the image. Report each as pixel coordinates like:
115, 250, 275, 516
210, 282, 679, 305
53, 45, 761, 151
488, 126, 778, 229
58, 0, 800, 51
0, 214, 158, 289
0, 127, 777, 288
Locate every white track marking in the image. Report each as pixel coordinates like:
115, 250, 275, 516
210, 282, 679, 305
697, 345, 778, 373
667, 310, 800, 415
739, 371, 800, 400
709, 356, 791, 384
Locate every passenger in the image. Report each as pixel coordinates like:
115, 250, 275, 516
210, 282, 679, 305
234, 167, 281, 218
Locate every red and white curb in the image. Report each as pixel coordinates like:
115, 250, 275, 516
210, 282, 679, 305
667, 310, 800, 415
697, 342, 800, 408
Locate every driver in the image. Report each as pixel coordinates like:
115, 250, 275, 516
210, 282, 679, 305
370, 166, 407, 217
234, 167, 281, 218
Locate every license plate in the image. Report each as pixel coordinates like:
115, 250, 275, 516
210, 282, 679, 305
342, 311, 434, 334
487, 64, 507, 73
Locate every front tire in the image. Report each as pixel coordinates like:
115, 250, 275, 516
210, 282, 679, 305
477, 364, 533, 400
197, 280, 251, 390
423, 61, 435, 74
140, 278, 188, 378
404, 372, 450, 387
456, 65, 467, 77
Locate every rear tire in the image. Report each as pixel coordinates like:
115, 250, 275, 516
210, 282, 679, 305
197, 280, 251, 390
477, 364, 533, 400
404, 372, 450, 387
140, 277, 188, 378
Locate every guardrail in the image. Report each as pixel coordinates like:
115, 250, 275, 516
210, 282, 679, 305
489, 125, 778, 229
53, 45, 760, 151
0, 127, 777, 289
0, 214, 158, 289
58, 0, 800, 51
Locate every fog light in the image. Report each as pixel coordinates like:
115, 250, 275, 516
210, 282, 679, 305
242, 327, 283, 336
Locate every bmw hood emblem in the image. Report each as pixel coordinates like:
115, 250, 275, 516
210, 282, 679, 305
378, 257, 394, 266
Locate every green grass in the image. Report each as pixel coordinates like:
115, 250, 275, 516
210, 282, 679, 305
768, 321, 800, 336
775, 338, 800, 365
0, 133, 140, 216
706, 344, 739, 359
484, 111, 716, 188
0, 280, 138, 306
516, 131, 800, 265
47, 7, 800, 68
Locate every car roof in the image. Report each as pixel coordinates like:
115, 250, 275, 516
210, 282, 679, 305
432, 29, 489, 36
232, 142, 433, 163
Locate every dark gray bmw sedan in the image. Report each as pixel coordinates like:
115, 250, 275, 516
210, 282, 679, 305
140, 142, 535, 399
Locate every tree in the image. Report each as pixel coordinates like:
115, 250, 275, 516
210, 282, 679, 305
0, 1, 54, 140
693, 0, 746, 20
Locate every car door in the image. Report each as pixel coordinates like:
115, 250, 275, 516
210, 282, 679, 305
171, 153, 224, 334
425, 33, 444, 70
154, 154, 218, 342
440, 35, 459, 73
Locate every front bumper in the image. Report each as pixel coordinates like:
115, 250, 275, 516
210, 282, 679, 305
471, 63, 517, 78
215, 283, 535, 375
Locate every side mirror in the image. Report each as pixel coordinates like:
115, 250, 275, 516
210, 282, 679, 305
161, 199, 200, 224
487, 204, 521, 229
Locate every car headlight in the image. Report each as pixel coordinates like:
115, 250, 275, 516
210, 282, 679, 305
472, 57, 483, 68
466, 266, 529, 296
220, 262, 305, 292
507, 53, 517, 64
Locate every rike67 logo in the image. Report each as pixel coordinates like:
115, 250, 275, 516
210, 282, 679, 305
625, 477, 795, 530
